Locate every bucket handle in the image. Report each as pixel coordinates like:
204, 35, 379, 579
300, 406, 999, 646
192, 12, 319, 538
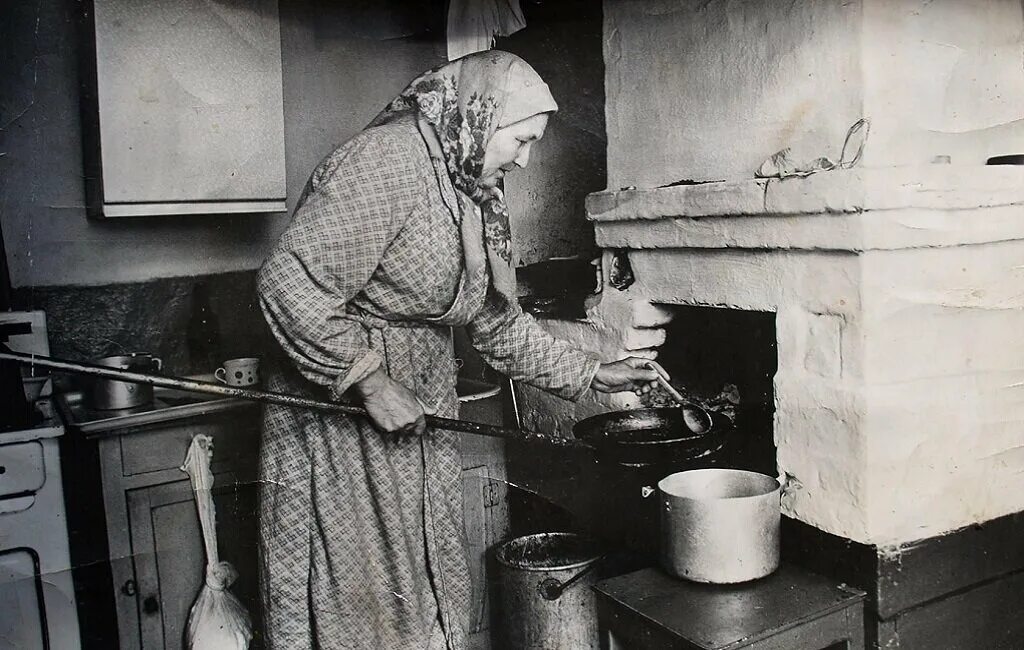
538, 555, 605, 601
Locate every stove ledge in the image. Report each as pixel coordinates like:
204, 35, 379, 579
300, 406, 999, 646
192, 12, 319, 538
587, 166, 1024, 252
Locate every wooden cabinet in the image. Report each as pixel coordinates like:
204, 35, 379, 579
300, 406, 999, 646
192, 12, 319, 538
91, 407, 261, 649
77, 382, 506, 649
86, 0, 286, 217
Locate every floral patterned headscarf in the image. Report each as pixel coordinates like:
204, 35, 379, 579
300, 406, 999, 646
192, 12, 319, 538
369, 50, 557, 298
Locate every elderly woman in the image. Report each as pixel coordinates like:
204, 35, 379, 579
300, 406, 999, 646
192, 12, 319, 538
256, 51, 656, 649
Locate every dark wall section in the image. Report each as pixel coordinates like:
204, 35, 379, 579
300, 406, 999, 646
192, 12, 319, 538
497, 0, 605, 266
11, 271, 268, 376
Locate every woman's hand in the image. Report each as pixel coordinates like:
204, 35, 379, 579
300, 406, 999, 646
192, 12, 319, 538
591, 357, 660, 395
354, 367, 426, 436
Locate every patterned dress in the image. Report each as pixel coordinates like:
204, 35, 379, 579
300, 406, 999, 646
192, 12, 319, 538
256, 117, 598, 649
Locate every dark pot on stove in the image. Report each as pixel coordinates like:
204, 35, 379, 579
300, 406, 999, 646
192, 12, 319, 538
593, 450, 724, 556
89, 353, 162, 410
572, 407, 733, 556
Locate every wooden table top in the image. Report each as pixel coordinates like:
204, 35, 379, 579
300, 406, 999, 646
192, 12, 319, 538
593, 564, 865, 649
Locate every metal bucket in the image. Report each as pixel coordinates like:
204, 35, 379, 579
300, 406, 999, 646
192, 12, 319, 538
496, 533, 601, 649
659, 468, 780, 584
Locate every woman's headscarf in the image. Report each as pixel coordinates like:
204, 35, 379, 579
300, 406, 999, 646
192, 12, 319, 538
369, 50, 557, 300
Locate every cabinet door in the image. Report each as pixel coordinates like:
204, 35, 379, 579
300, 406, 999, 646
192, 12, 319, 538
458, 386, 509, 648
126, 474, 260, 649
90, 0, 286, 217
462, 464, 509, 638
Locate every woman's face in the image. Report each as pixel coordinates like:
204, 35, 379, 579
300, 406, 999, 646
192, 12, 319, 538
479, 113, 550, 189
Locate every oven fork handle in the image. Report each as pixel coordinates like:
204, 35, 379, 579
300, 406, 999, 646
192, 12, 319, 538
0, 346, 591, 451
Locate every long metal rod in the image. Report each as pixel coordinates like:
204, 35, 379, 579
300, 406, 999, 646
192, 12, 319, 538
0, 348, 588, 450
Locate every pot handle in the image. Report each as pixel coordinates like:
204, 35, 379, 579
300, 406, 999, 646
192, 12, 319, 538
152, 357, 162, 372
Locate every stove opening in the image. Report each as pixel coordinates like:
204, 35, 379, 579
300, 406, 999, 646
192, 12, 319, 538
503, 303, 779, 560
650, 304, 778, 478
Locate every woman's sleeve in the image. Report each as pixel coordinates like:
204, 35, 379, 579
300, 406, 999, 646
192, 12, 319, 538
466, 289, 601, 402
257, 131, 419, 398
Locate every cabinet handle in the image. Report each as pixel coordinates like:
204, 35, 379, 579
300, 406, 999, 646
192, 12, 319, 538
121, 579, 137, 597
143, 595, 160, 615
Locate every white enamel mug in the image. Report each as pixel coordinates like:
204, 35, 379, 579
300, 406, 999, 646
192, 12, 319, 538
215, 357, 260, 387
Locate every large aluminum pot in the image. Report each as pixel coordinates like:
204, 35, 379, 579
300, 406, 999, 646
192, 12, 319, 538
496, 533, 602, 649
89, 353, 161, 410
659, 468, 780, 583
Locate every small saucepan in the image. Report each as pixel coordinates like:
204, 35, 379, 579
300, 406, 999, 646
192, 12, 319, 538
89, 353, 162, 410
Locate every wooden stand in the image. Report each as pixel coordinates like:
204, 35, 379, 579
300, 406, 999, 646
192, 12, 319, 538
593, 564, 866, 650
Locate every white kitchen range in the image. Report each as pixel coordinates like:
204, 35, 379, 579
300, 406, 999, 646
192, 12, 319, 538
0, 312, 80, 650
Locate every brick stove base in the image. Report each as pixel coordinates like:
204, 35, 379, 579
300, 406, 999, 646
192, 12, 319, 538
782, 512, 1024, 649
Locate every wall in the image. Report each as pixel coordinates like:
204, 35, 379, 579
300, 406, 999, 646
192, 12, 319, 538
0, 0, 447, 288
2, 0, 605, 382
10, 271, 269, 376
861, 0, 1024, 167
2, 0, 276, 287
278, 0, 448, 220
603, 0, 862, 188
603, 0, 1024, 189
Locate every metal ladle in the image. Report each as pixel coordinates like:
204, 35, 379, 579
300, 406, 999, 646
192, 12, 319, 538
644, 360, 713, 434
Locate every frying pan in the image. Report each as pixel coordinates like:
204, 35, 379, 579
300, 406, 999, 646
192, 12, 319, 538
0, 347, 728, 465
572, 407, 732, 467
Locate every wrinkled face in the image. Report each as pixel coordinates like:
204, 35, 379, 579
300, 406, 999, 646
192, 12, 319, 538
479, 113, 550, 189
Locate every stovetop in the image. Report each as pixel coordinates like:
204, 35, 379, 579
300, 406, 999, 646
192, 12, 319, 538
0, 399, 64, 445
56, 381, 251, 436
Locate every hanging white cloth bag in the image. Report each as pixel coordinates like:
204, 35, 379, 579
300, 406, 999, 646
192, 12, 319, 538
181, 434, 253, 650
